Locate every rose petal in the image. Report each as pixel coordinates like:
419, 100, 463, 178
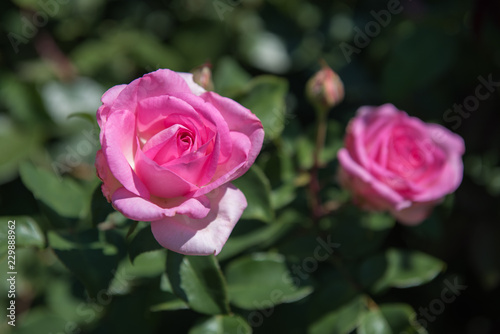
177, 72, 206, 96
111, 187, 210, 221
357, 103, 401, 119
349, 104, 402, 168
411, 154, 463, 202
338, 148, 412, 211
134, 141, 198, 198
190, 132, 250, 198
109, 69, 194, 117
151, 183, 247, 255
97, 84, 127, 128
185, 92, 264, 195
176, 92, 233, 161
142, 124, 189, 160
136, 95, 209, 141
103, 110, 149, 198
427, 123, 466, 156
163, 145, 218, 186
95, 149, 122, 202
391, 200, 441, 225
201, 92, 264, 165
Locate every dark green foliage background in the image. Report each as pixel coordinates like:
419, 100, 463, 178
1, 0, 499, 333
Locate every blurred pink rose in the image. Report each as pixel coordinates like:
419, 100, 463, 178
95, 69, 264, 255
337, 104, 465, 225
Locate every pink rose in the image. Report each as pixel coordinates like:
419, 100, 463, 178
95, 69, 264, 255
337, 104, 465, 225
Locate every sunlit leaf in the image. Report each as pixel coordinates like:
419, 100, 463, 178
48, 229, 125, 297
358, 308, 392, 334
358, 249, 445, 294
127, 225, 163, 263
308, 296, 366, 334
225, 253, 313, 310
166, 252, 230, 315
189, 315, 252, 334
20, 162, 87, 218
236, 75, 288, 141
232, 165, 274, 223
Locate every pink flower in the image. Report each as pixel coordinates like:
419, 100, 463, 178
337, 104, 465, 225
95, 69, 264, 255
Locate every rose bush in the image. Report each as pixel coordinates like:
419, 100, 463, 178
95, 69, 264, 255
337, 104, 465, 224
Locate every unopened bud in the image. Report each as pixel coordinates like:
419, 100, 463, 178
306, 61, 344, 111
191, 63, 214, 91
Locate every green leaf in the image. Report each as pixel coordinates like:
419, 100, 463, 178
10, 309, 70, 334
236, 75, 288, 141
380, 304, 424, 334
359, 249, 445, 294
150, 273, 189, 311
225, 253, 313, 310
295, 134, 315, 170
150, 296, 189, 312
217, 218, 293, 261
0, 216, 45, 259
307, 270, 359, 322
0, 74, 45, 124
122, 249, 166, 278
166, 252, 230, 315
357, 253, 388, 291
189, 315, 252, 334
40, 77, 104, 123
67, 112, 99, 127
19, 162, 87, 218
0, 118, 42, 183
358, 309, 392, 334
309, 296, 366, 334
0, 216, 44, 248
361, 212, 395, 231
329, 206, 392, 259
72, 28, 185, 82
91, 184, 116, 225
407, 212, 444, 243
48, 229, 124, 297
382, 249, 444, 289
127, 225, 163, 262
260, 149, 297, 209
271, 183, 297, 210
213, 57, 251, 98
45, 278, 91, 323
232, 165, 274, 223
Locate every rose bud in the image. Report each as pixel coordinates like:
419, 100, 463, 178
337, 104, 465, 225
306, 61, 344, 111
191, 63, 214, 91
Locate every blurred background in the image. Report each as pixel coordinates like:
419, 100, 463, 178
1, 0, 500, 333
